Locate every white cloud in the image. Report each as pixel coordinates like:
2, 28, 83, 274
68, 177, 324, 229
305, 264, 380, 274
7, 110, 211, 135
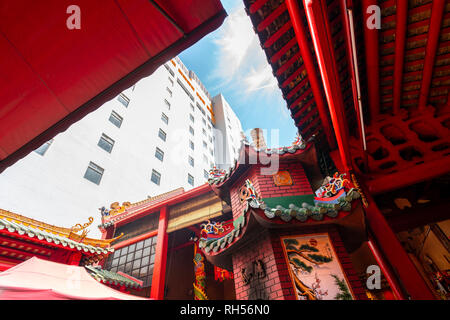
210, 4, 280, 97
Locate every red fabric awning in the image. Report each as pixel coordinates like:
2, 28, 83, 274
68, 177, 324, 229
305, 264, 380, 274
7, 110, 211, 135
0, 257, 148, 300
0, 0, 226, 172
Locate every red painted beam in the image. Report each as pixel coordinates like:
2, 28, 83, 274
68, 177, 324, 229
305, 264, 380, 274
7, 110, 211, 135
114, 183, 211, 227
285, 0, 336, 150
0, 235, 55, 256
362, 0, 380, 123
257, 2, 287, 32
264, 21, 292, 48
276, 51, 301, 77
367, 155, 450, 195
0, 244, 49, 260
367, 237, 406, 300
249, 0, 270, 14
418, 0, 446, 110
288, 84, 311, 104
340, 0, 368, 168
293, 98, 315, 118
392, 0, 408, 115
362, 187, 436, 299
270, 37, 297, 64
281, 64, 306, 88
150, 206, 169, 300
302, 0, 352, 171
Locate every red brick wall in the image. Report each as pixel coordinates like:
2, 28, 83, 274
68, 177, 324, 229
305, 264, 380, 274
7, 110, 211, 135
229, 159, 313, 219
270, 225, 368, 300
232, 229, 285, 300
255, 160, 313, 199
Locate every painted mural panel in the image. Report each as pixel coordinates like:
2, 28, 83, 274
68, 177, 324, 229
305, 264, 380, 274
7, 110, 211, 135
281, 233, 354, 300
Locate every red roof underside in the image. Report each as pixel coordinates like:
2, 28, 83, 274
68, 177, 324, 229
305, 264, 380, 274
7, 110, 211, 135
0, 0, 226, 172
244, 0, 450, 191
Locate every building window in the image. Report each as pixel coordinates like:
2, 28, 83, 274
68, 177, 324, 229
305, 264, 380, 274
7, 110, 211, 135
207, 115, 211, 122
84, 162, 104, 185
117, 93, 129, 107
164, 63, 175, 77
202, 118, 206, 125
98, 133, 115, 153
161, 112, 169, 125
188, 156, 194, 167
34, 139, 53, 156
203, 141, 207, 148
204, 170, 209, 180
164, 99, 171, 110
202, 128, 207, 136
104, 235, 157, 288
189, 126, 194, 135
210, 148, 214, 156
155, 147, 164, 161
109, 111, 123, 128
151, 169, 161, 185
208, 124, 212, 131
190, 104, 195, 112
188, 174, 194, 186
168, 77, 174, 86
177, 78, 194, 101
203, 154, 208, 163
189, 114, 195, 123
158, 129, 167, 142
166, 87, 172, 97
209, 136, 213, 143
189, 140, 194, 150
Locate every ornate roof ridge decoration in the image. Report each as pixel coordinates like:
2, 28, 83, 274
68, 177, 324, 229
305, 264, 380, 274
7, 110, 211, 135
208, 133, 308, 186
99, 187, 186, 224
198, 179, 258, 255
208, 166, 227, 180
0, 209, 118, 248
85, 265, 142, 289
200, 172, 361, 255
260, 188, 360, 222
0, 215, 114, 261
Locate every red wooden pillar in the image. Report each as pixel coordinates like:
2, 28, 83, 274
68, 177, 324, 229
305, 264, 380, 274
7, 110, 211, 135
301, 0, 353, 172
150, 206, 169, 300
362, 187, 435, 299
285, 0, 336, 150
367, 236, 406, 300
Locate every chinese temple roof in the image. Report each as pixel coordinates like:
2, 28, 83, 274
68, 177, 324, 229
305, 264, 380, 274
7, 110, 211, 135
85, 265, 143, 289
100, 187, 186, 228
0, 209, 120, 261
208, 133, 312, 187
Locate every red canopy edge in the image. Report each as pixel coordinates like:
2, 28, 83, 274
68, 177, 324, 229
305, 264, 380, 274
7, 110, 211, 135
0, 8, 227, 173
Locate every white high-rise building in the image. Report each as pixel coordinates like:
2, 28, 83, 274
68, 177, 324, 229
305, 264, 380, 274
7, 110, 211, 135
212, 94, 244, 169
0, 57, 243, 237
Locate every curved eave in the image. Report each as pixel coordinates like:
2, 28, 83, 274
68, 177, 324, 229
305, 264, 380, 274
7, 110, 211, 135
200, 189, 362, 266
208, 141, 312, 191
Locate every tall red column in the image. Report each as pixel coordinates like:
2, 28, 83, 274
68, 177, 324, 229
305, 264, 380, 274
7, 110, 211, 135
150, 206, 169, 300
367, 237, 406, 300
362, 186, 435, 299
300, 0, 353, 172
285, 0, 336, 151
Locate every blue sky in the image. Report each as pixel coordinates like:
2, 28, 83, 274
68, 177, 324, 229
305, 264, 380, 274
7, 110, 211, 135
179, 0, 298, 148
